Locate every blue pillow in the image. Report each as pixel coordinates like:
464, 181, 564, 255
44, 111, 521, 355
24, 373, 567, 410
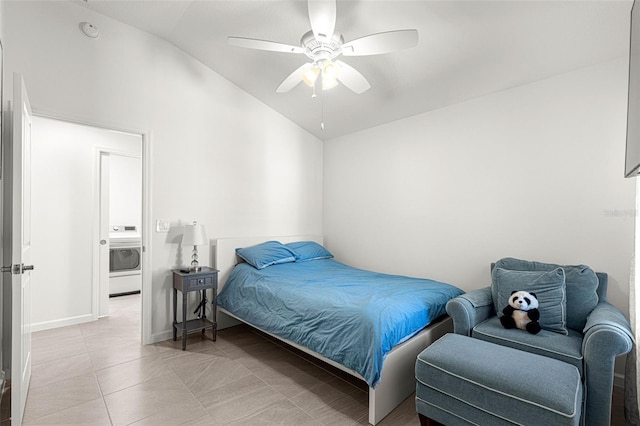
236, 241, 297, 269
494, 258, 599, 331
492, 267, 568, 335
286, 241, 333, 262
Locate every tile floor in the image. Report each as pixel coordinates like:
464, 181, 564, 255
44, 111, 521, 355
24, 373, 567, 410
23, 294, 401, 425
24, 293, 626, 425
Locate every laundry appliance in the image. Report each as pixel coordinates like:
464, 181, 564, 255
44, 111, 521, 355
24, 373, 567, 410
109, 225, 141, 296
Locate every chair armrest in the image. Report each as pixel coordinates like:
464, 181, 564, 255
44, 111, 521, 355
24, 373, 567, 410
582, 302, 633, 426
583, 301, 633, 352
446, 287, 496, 336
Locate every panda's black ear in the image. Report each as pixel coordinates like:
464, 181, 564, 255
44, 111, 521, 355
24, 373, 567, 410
530, 292, 537, 298
510, 290, 517, 295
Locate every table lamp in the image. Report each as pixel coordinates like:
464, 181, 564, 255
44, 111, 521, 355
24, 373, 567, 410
182, 221, 208, 272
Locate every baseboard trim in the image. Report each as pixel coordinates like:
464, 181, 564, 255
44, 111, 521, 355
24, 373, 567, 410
150, 330, 173, 344
31, 314, 94, 332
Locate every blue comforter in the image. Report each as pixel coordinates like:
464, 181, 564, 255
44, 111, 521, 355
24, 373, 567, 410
217, 259, 463, 387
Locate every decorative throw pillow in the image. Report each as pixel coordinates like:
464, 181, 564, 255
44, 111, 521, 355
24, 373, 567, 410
236, 241, 298, 269
492, 267, 568, 335
494, 258, 599, 331
285, 241, 334, 262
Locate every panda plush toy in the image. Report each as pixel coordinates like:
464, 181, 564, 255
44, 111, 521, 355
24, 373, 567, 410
500, 290, 541, 334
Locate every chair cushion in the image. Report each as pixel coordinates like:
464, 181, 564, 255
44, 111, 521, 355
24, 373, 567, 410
494, 258, 599, 331
473, 317, 584, 375
492, 267, 568, 334
415, 333, 582, 426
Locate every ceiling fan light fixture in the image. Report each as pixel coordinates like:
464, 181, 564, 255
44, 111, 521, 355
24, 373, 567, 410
322, 76, 339, 91
321, 60, 339, 90
322, 60, 338, 78
301, 64, 320, 87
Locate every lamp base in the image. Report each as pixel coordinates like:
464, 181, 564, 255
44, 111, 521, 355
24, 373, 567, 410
189, 246, 201, 272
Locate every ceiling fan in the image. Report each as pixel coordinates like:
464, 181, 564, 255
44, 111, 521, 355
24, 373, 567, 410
227, 0, 418, 95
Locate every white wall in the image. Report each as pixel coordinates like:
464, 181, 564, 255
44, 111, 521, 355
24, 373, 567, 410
3, 1, 323, 341
31, 116, 141, 329
109, 154, 142, 229
324, 58, 635, 317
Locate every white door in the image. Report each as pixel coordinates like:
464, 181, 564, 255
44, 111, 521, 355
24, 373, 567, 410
98, 153, 110, 317
8, 73, 34, 425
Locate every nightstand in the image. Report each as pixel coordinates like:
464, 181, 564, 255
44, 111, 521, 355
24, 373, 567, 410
172, 267, 218, 350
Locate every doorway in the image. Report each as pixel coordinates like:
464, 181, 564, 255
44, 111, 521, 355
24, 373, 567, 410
99, 151, 143, 317
30, 116, 144, 333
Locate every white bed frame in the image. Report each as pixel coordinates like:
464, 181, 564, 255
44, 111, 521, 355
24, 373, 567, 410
214, 236, 453, 425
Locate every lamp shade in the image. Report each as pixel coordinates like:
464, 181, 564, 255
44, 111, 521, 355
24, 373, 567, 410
301, 64, 320, 87
182, 222, 208, 246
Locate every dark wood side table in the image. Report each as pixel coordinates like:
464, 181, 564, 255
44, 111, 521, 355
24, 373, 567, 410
172, 267, 218, 350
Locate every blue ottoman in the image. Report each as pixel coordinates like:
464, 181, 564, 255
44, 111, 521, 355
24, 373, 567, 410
415, 333, 582, 426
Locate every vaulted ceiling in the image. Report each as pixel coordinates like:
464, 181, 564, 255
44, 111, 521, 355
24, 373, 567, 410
77, 0, 633, 141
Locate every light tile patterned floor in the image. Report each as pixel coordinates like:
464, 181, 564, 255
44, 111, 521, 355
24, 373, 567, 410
23, 294, 418, 425
23, 294, 627, 425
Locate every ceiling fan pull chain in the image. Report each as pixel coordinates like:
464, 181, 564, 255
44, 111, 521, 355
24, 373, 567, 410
321, 97, 325, 130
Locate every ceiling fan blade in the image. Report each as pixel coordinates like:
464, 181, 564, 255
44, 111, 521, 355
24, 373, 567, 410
308, 0, 336, 41
228, 36, 305, 54
335, 60, 370, 94
276, 64, 308, 93
342, 29, 419, 56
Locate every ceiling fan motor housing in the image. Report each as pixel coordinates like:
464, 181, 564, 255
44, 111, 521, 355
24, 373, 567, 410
301, 30, 344, 62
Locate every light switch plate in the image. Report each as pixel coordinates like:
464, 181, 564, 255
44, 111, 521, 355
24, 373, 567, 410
156, 220, 170, 233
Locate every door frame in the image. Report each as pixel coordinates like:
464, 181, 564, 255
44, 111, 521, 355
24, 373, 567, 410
96, 148, 143, 318
97, 151, 110, 319
31, 110, 152, 344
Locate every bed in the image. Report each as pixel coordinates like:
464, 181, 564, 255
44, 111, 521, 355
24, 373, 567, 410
214, 236, 463, 425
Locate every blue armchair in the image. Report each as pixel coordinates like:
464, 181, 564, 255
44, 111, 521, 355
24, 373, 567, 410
446, 260, 633, 426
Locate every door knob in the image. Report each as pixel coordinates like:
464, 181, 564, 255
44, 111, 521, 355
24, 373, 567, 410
100, 240, 107, 245
1, 264, 34, 274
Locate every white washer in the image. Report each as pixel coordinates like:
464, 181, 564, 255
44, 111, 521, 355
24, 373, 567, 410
109, 225, 142, 296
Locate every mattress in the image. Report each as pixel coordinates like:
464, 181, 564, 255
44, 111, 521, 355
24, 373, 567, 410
217, 258, 463, 387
